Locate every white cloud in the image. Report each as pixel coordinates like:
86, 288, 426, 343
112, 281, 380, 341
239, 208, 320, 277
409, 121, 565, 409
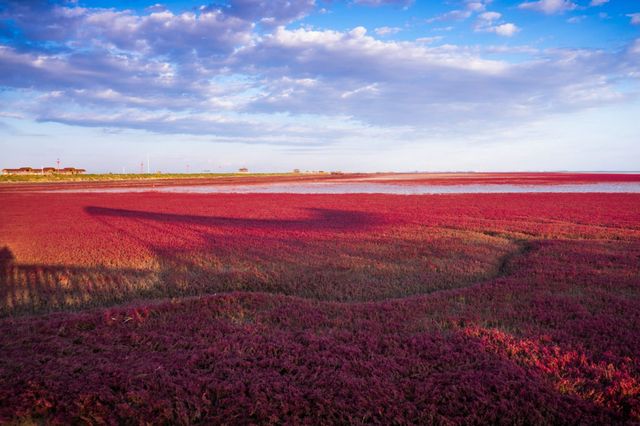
375, 26, 402, 36
589, 0, 609, 6
83, 8, 253, 57
416, 36, 443, 44
340, 83, 379, 99
427, 0, 492, 23
567, 15, 586, 24
237, 27, 635, 130
349, 26, 368, 38
518, 0, 577, 15
492, 23, 520, 36
478, 12, 502, 21
629, 13, 640, 25
0, 0, 636, 153
427, 9, 472, 23
474, 12, 519, 37
226, 0, 316, 26
352, 0, 414, 6
466, 2, 487, 13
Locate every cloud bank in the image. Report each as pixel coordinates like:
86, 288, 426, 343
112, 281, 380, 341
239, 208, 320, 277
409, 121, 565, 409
0, 0, 638, 150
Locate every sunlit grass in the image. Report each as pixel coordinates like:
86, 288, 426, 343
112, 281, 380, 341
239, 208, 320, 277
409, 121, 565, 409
1, 192, 639, 423
0, 172, 294, 183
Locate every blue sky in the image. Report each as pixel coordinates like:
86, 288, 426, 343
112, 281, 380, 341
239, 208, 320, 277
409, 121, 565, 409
1, 0, 639, 173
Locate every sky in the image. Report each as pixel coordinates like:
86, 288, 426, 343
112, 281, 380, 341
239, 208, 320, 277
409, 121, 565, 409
0, 0, 639, 173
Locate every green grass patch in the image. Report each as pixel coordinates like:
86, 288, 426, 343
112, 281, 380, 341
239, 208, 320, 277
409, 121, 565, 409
0, 172, 295, 183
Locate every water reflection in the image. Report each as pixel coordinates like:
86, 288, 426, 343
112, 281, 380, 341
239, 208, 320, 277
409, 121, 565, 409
50, 182, 640, 194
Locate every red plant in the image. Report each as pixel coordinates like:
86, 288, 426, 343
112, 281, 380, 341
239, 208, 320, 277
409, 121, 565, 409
0, 189, 639, 423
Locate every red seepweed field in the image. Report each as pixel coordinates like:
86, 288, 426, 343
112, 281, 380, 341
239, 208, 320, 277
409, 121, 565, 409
1, 182, 640, 423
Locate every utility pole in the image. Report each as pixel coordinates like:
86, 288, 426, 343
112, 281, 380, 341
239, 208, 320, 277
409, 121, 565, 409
56, 158, 60, 173
147, 154, 150, 174
186, 164, 190, 174
140, 161, 144, 174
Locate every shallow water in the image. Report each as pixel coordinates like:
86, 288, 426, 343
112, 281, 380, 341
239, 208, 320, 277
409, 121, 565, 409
52, 182, 640, 194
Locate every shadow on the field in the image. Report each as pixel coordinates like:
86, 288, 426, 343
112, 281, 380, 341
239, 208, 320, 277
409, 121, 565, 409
0, 205, 519, 316
84, 206, 383, 231
84, 205, 521, 301
1, 239, 637, 422
0, 246, 159, 317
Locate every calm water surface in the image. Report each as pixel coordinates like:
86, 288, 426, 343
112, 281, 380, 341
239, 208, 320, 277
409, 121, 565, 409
53, 182, 640, 194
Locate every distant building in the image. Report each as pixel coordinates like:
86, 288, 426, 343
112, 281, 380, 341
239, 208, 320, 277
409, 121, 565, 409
292, 169, 301, 174
2, 167, 86, 175
2, 167, 36, 175
59, 167, 86, 175
238, 167, 249, 173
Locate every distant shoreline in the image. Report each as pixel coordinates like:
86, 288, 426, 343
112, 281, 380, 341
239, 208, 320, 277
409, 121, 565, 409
3, 170, 640, 184
2, 172, 640, 194
0, 172, 293, 184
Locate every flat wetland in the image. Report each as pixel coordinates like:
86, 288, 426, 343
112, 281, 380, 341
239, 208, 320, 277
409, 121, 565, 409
1, 173, 639, 424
